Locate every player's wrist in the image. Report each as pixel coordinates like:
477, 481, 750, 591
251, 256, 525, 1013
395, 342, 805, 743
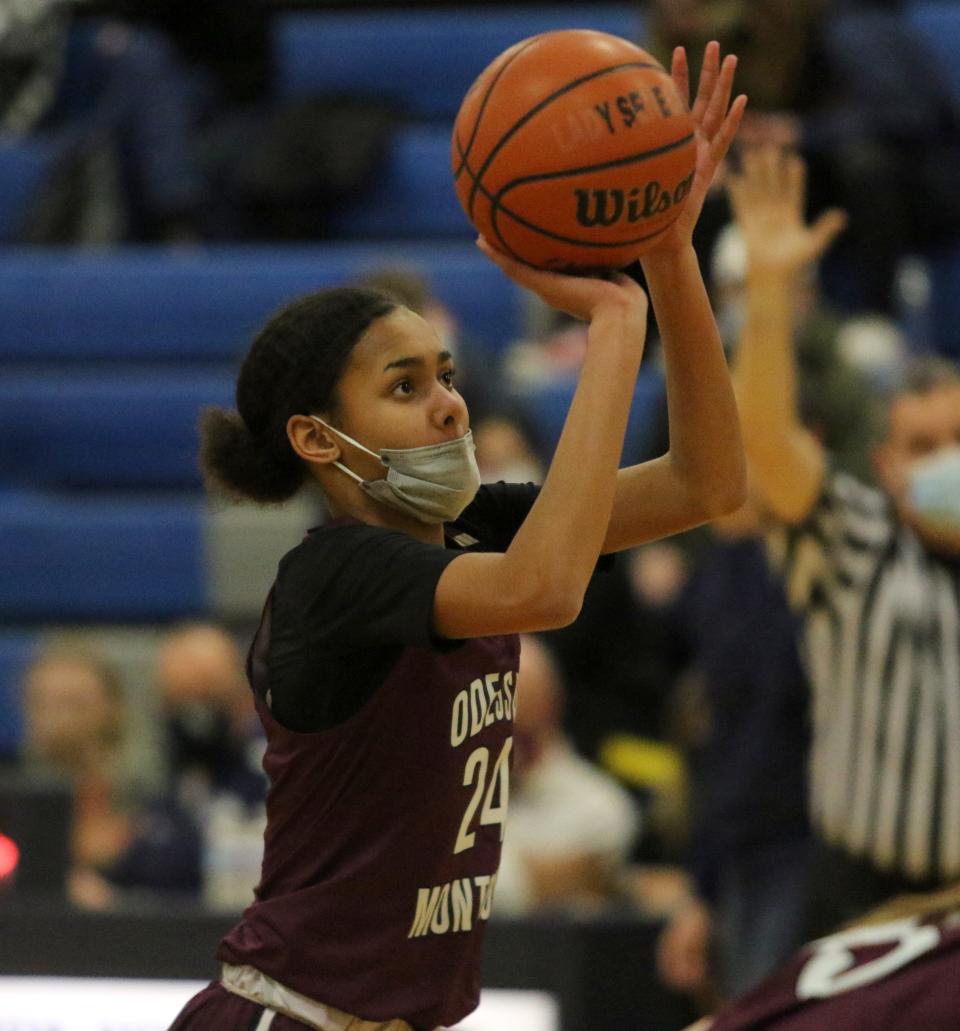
639, 241, 697, 277
587, 306, 647, 354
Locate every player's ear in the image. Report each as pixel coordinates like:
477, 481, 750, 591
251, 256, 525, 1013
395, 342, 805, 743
287, 415, 340, 466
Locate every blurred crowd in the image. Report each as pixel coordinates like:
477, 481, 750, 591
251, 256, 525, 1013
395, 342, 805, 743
3, 0, 960, 308
2, 0, 960, 1025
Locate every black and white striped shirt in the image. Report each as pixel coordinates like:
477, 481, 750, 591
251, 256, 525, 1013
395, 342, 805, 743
767, 469, 960, 882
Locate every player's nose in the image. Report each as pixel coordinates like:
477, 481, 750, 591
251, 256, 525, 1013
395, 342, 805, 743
432, 383, 468, 437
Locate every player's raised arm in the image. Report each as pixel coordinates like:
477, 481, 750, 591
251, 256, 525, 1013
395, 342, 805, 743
434, 258, 649, 638
727, 146, 846, 524
602, 43, 748, 553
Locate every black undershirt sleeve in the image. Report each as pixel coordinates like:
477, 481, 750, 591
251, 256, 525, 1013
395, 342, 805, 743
266, 524, 462, 732
264, 482, 608, 733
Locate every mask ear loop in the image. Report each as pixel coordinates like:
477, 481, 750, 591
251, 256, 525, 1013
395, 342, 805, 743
309, 416, 383, 484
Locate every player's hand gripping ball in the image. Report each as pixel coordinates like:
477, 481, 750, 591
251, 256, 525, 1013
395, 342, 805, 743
452, 29, 696, 271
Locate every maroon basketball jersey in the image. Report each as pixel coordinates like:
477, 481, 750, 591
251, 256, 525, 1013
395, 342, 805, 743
217, 513, 521, 1029
710, 910, 960, 1031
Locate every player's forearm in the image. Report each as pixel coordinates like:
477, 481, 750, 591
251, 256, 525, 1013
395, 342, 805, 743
642, 245, 746, 515
506, 305, 644, 605
733, 265, 803, 451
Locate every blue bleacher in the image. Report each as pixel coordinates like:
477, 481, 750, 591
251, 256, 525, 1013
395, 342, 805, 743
0, 372, 234, 489
327, 127, 466, 239
0, 244, 523, 362
277, 6, 646, 120
0, 491, 204, 621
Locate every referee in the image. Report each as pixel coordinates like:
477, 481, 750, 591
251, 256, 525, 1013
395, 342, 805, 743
729, 147, 960, 934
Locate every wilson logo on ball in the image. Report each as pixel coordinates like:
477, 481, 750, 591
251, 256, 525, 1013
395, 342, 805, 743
574, 173, 695, 229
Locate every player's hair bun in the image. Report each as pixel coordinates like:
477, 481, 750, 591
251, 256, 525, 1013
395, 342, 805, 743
200, 406, 305, 504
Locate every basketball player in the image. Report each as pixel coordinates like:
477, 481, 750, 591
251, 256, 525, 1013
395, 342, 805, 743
682, 883, 960, 1031
169, 44, 746, 1031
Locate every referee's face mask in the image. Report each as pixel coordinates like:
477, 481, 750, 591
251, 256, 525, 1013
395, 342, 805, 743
908, 446, 960, 532
311, 418, 481, 525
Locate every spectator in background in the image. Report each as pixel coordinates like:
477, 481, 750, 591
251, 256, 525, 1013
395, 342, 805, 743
157, 623, 265, 812
472, 412, 543, 486
21, 647, 205, 907
155, 624, 266, 911
503, 297, 669, 482
731, 147, 960, 937
97, 0, 273, 108
648, 0, 960, 315
356, 268, 460, 362
535, 534, 692, 795
502, 306, 590, 392
494, 634, 640, 916
1, 0, 209, 242
21, 648, 131, 908
657, 498, 812, 1005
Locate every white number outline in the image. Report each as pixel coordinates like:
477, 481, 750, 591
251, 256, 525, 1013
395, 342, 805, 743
796, 917, 941, 1000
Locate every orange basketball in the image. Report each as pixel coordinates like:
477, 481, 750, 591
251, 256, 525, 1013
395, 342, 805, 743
452, 30, 696, 271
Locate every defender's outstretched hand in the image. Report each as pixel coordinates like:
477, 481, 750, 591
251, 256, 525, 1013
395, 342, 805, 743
644, 42, 747, 256
727, 146, 847, 275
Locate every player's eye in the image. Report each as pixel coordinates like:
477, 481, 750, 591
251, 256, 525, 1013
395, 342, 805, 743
392, 378, 414, 397
441, 367, 457, 389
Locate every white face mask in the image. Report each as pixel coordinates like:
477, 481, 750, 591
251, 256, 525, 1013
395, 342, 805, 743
908, 445, 960, 532
312, 418, 481, 525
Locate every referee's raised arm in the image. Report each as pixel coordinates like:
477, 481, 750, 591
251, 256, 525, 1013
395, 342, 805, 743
727, 146, 846, 524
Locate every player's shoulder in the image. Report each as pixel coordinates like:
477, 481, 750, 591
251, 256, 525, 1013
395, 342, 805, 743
283, 518, 394, 556
277, 520, 414, 587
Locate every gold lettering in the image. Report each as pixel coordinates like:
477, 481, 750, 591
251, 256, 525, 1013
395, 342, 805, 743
450, 689, 469, 747
484, 673, 501, 726
469, 678, 487, 736
451, 877, 474, 932
503, 670, 516, 719
478, 871, 498, 920
430, 883, 451, 935
409, 886, 443, 938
